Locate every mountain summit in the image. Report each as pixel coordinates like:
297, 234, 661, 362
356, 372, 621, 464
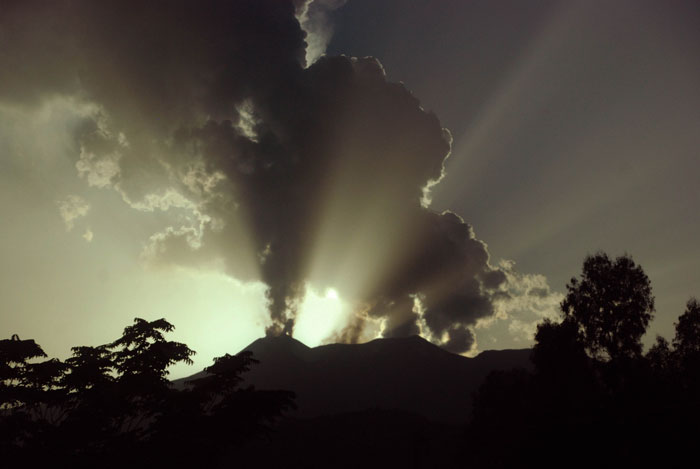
243, 334, 312, 362
177, 335, 531, 423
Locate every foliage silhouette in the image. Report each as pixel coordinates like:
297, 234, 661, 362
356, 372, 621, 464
561, 252, 654, 361
0, 318, 295, 467
0, 335, 47, 409
469, 252, 699, 469
673, 298, 700, 358
0, 335, 49, 458
3, 254, 699, 468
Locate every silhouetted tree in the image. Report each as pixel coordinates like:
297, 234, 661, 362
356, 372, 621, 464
529, 253, 656, 401
647, 335, 673, 368
673, 298, 700, 359
195, 351, 295, 427
469, 252, 668, 469
560, 252, 654, 361
1, 318, 297, 467
640, 299, 700, 467
171, 351, 296, 463
101, 318, 195, 462
0, 334, 47, 408
668, 298, 700, 405
63, 345, 114, 392
531, 317, 599, 420
110, 318, 195, 391
531, 318, 589, 377
58, 345, 119, 460
0, 335, 48, 457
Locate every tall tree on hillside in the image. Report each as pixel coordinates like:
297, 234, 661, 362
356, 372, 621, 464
0, 335, 48, 455
672, 298, 700, 396
471, 252, 663, 468
560, 252, 654, 361
109, 318, 195, 440
673, 298, 700, 358
1, 318, 296, 466
110, 318, 196, 389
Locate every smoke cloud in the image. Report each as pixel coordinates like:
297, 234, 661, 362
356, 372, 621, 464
297, 0, 349, 66
0, 0, 548, 352
57, 195, 90, 231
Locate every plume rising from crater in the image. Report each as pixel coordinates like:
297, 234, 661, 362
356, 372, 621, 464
0, 0, 545, 351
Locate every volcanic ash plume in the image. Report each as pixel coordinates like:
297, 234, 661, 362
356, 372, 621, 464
1, 0, 536, 351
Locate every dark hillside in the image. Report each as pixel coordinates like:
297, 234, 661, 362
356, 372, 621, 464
175, 336, 531, 423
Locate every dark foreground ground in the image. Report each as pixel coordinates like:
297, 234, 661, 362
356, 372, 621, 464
235, 409, 465, 469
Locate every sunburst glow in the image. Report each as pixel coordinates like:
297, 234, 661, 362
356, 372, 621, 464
326, 288, 339, 300
293, 285, 348, 346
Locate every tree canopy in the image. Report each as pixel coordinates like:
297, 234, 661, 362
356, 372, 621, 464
0, 317, 295, 467
469, 251, 699, 469
560, 252, 654, 360
673, 298, 700, 358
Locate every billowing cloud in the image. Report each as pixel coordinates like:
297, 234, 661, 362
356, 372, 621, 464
478, 260, 563, 344
358, 210, 507, 353
57, 195, 90, 231
297, 0, 349, 66
1, 0, 555, 352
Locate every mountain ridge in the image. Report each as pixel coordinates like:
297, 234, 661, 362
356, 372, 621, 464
174, 335, 532, 423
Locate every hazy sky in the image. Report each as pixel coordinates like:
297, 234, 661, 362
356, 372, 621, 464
328, 0, 700, 343
1, 0, 698, 378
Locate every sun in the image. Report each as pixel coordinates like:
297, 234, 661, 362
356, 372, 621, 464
325, 288, 339, 300
294, 285, 347, 346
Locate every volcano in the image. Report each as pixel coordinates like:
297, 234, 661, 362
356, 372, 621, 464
175, 335, 531, 423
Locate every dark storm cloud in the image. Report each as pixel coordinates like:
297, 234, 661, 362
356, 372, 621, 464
1, 0, 510, 348
365, 211, 504, 353
441, 325, 476, 355
0, 0, 305, 114
171, 55, 465, 337
1, 0, 308, 334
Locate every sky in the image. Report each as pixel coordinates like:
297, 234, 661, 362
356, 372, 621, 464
1, 0, 698, 379
324, 0, 700, 344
